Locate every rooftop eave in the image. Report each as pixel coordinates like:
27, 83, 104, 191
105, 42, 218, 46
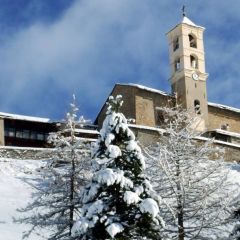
166, 17, 205, 35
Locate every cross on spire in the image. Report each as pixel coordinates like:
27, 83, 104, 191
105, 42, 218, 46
182, 5, 186, 17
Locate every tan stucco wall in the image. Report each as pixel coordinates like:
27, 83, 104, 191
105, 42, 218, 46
208, 106, 240, 133
0, 119, 4, 146
135, 88, 174, 127
133, 127, 240, 163
96, 85, 136, 127
132, 128, 160, 147
135, 96, 155, 126
96, 84, 174, 129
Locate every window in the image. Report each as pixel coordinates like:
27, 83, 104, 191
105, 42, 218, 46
190, 55, 198, 69
189, 34, 197, 48
4, 128, 15, 137
173, 37, 179, 51
156, 110, 165, 126
16, 130, 23, 138
175, 58, 180, 71
221, 124, 230, 131
37, 133, 44, 141
30, 131, 37, 140
44, 133, 49, 141
22, 130, 30, 139
194, 100, 201, 114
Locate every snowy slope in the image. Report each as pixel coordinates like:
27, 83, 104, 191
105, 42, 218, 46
0, 159, 47, 240
0, 158, 239, 240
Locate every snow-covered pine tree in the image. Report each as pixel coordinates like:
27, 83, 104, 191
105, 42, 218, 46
231, 206, 240, 240
16, 95, 91, 240
71, 95, 164, 240
145, 106, 240, 240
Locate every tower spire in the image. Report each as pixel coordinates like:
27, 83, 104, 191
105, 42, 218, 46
182, 5, 186, 17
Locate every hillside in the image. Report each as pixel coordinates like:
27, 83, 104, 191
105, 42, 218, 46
0, 157, 239, 240
0, 158, 47, 240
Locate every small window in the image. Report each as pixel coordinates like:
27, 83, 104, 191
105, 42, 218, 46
190, 55, 198, 69
175, 58, 180, 71
23, 130, 30, 139
4, 128, 15, 137
221, 124, 230, 131
189, 34, 197, 48
194, 100, 201, 114
30, 131, 37, 140
156, 111, 165, 125
44, 133, 49, 141
37, 133, 44, 141
16, 130, 23, 138
173, 37, 179, 51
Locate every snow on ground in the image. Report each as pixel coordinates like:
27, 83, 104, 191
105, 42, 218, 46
0, 157, 239, 240
0, 158, 47, 240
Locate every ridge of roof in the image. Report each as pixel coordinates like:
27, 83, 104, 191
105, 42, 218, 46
208, 102, 240, 114
0, 112, 50, 123
182, 16, 197, 26
117, 83, 172, 97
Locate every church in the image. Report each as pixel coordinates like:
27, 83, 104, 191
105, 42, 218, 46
95, 15, 240, 161
0, 15, 240, 161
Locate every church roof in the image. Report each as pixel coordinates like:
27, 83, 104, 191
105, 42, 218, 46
166, 16, 204, 34
181, 16, 197, 27
208, 102, 240, 115
180, 16, 204, 29
118, 83, 171, 97
119, 84, 240, 115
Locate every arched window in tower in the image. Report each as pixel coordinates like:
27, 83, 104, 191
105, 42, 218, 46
173, 37, 179, 51
190, 55, 198, 69
194, 99, 201, 114
174, 58, 180, 71
189, 34, 197, 48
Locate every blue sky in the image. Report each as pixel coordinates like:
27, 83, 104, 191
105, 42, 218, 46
0, 0, 239, 121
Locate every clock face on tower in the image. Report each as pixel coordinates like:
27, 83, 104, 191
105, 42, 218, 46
192, 72, 199, 81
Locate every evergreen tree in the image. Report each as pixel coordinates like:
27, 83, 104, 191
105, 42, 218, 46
16, 96, 91, 240
72, 95, 163, 239
231, 207, 240, 240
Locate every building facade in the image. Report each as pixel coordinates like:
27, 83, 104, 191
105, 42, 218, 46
95, 16, 240, 161
0, 15, 239, 162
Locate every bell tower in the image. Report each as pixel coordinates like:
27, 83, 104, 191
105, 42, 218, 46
166, 12, 209, 131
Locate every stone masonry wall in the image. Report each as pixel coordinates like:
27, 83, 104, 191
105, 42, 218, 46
0, 119, 4, 146
208, 106, 240, 133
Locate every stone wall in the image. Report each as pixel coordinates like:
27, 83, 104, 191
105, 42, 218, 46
208, 105, 240, 133
0, 147, 54, 160
96, 84, 136, 127
134, 88, 174, 127
0, 119, 4, 146
131, 127, 240, 163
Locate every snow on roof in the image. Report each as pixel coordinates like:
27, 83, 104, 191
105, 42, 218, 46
208, 102, 240, 114
182, 16, 197, 27
0, 112, 50, 123
181, 16, 204, 29
72, 128, 99, 135
213, 129, 240, 139
0, 146, 52, 151
195, 136, 240, 149
128, 124, 166, 134
118, 83, 171, 97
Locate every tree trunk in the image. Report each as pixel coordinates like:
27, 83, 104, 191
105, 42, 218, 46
69, 133, 75, 236
176, 158, 185, 240
177, 206, 184, 240
69, 155, 75, 235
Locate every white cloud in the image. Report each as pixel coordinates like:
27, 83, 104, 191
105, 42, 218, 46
0, 0, 239, 120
